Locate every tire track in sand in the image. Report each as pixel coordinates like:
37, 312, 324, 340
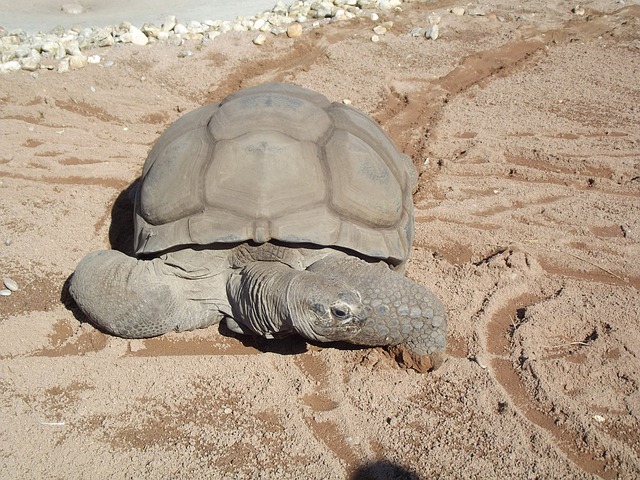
370, 8, 639, 479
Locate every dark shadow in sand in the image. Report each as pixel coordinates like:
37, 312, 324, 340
351, 461, 423, 480
108, 178, 140, 256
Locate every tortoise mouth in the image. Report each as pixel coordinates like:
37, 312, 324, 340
307, 306, 369, 343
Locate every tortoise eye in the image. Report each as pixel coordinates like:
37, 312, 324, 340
331, 306, 350, 320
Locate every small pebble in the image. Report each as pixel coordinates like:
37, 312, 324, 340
3, 277, 18, 291
370, 13, 379, 21
451, 7, 466, 16
4, 238, 11, 246
592, 414, 605, 423
472, 355, 488, 369
287, 23, 303, 38
252, 33, 267, 45
373, 25, 387, 35
573, 5, 586, 15
371, 34, 380, 43
467, 8, 486, 16
0, 289, 11, 296
223, 407, 232, 414
426, 24, 439, 40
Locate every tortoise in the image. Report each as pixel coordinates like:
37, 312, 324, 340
69, 83, 446, 365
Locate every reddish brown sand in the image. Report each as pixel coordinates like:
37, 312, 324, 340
1, 1, 639, 478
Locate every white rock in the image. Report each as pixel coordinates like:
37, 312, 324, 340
428, 14, 441, 25
162, 15, 177, 32
187, 21, 205, 33
129, 25, 149, 45
373, 25, 387, 35
370, 13, 379, 21
173, 23, 188, 35
287, 23, 303, 38
0, 60, 21, 73
69, 53, 87, 69
57, 58, 70, 73
232, 22, 248, 32
20, 50, 41, 71
371, 34, 380, 42
253, 33, 267, 45
141, 24, 161, 38
41, 41, 58, 53
87, 54, 101, 64
314, 1, 335, 18
14, 46, 31, 58
0, 289, 11, 296
451, 7, 466, 16
253, 18, 267, 30
97, 35, 115, 47
62, 39, 80, 56
167, 35, 184, 47
3, 278, 18, 292
426, 24, 439, 40
467, 8, 486, 16
1, 50, 17, 64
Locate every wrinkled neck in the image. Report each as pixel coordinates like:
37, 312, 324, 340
227, 262, 299, 338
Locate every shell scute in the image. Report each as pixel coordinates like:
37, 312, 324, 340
205, 132, 325, 219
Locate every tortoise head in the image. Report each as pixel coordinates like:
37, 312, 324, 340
286, 275, 371, 343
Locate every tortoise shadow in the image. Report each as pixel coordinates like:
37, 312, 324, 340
108, 178, 140, 256
217, 322, 373, 356
351, 461, 423, 480
60, 275, 86, 324
218, 321, 309, 355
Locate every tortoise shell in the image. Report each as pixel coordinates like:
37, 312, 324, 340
134, 83, 417, 266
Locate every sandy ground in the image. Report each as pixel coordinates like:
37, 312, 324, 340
1, 0, 639, 478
